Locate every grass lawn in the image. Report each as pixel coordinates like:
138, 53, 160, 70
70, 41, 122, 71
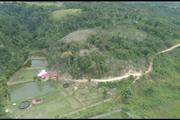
8, 68, 43, 85
61, 28, 98, 44
50, 9, 82, 21
106, 25, 148, 42
72, 87, 104, 106
66, 98, 123, 118
25, 2, 64, 8
144, 100, 180, 118
8, 52, 47, 85
100, 111, 129, 118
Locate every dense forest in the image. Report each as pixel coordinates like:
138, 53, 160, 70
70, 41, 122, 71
0, 2, 180, 118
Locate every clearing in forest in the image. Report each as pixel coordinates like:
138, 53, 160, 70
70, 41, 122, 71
50, 9, 82, 21
25, 2, 64, 8
61, 28, 99, 43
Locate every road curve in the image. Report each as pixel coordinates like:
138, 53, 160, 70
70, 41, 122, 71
71, 43, 180, 83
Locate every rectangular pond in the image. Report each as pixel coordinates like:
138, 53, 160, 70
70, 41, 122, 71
31, 59, 48, 67
9, 81, 57, 103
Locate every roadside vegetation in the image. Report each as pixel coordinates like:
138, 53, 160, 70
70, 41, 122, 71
0, 2, 180, 118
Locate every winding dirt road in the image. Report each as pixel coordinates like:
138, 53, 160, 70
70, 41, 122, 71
145, 43, 180, 75
73, 71, 142, 83
89, 109, 122, 118
72, 43, 180, 83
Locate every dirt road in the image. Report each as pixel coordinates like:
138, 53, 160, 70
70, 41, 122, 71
73, 71, 142, 83
60, 98, 112, 118
72, 43, 180, 83
145, 43, 180, 74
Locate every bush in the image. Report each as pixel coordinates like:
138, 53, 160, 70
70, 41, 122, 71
63, 83, 70, 88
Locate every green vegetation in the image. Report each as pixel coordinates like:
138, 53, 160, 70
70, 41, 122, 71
65, 46, 180, 119
47, 2, 180, 79
7, 81, 105, 118
25, 2, 64, 8
104, 111, 129, 118
7, 68, 42, 85
0, 1, 180, 118
126, 48, 180, 118
61, 28, 98, 43
50, 9, 82, 21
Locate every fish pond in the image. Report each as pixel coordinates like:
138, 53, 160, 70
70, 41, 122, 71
9, 81, 57, 103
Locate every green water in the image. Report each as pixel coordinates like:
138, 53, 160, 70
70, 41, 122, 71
10, 81, 57, 102
31, 59, 47, 67
9, 52, 52, 103
23, 58, 47, 68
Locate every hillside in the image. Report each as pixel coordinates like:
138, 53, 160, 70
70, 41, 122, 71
0, 1, 180, 118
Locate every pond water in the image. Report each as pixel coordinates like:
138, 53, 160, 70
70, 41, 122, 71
31, 59, 47, 67
10, 81, 57, 103
9, 52, 53, 102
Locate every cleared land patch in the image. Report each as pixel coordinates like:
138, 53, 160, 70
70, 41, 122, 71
24, 2, 64, 8
61, 28, 98, 43
50, 9, 82, 21
104, 25, 148, 42
7, 68, 41, 85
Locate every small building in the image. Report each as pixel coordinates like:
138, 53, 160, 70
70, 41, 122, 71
32, 99, 42, 105
37, 70, 59, 81
19, 101, 31, 109
37, 69, 48, 79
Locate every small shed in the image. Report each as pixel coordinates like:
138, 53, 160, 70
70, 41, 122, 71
37, 69, 49, 79
19, 101, 31, 109
37, 70, 59, 81
32, 99, 42, 105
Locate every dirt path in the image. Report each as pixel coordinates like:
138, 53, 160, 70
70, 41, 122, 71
8, 43, 180, 85
89, 109, 122, 118
73, 71, 142, 83
89, 109, 134, 119
132, 43, 180, 84
7, 80, 34, 86
71, 43, 180, 83
158, 43, 180, 54
60, 98, 112, 118
55, 43, 180, 118
145, 43, 180, 75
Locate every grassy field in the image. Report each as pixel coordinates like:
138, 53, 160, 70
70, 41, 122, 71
105, 25, 148, 42
66, 98, 123, 118
97, 110, 129, 118
50, 9, 82, 21
7, 82, 106, 118
7, 68, 42, 85
61, 28, 99, 44
24, 2, 64, 8
144, 100, 180, 118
